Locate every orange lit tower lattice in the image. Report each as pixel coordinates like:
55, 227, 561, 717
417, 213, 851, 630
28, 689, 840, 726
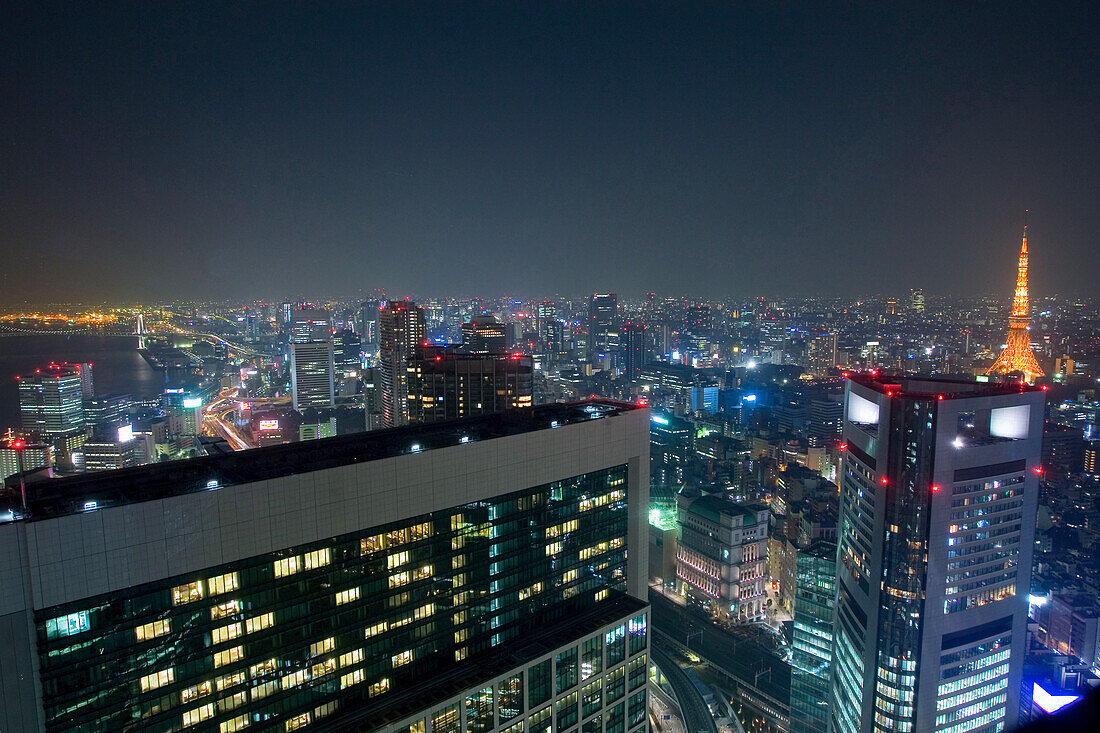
987, 214, 1043, 382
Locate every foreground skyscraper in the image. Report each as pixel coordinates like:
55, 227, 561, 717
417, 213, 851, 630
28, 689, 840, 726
0, 400, 650, 732
829, 374, 1043, 733
987, 217, 1044, 383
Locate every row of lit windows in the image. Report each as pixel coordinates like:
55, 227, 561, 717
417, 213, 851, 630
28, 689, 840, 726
936, 662, 1009, 697
934, 703, 1004, 733
172, 572, 240, 606
937, 676, 1008, 711
944, 584, 1016, 614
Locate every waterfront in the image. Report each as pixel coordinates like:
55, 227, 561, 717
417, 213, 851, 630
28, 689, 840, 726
0, 334, 163, 430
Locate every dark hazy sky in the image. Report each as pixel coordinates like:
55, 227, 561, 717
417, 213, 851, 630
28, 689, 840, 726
2, 2, 1097, 303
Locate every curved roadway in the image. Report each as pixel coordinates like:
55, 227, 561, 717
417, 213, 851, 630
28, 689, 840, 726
652, 642, 718, 733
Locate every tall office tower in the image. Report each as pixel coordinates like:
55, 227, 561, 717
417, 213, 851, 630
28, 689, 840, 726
0, 400, 650, 733
461, 315, 508, 354
621, 321, 648, 383
886, 299, 898, 315
83, 394, 132, 433
987, 217, 1044, 383
333, 329, 362, 377
281, 302, 294, 326
910, 288, 925, 313
291, 308, 334, 344
674, 492, 768, 622
358, 301, 380, 345
379, 300, 427, 427
18, 363, 86, 445
587, 293, 617, 362
536, 300, 557, 347
75, 362, 94, 399
829, 374, 1044, 733
291, 342, 337, 411
407, 346, 533, 423
790, 540, 837, 733
807, 332, 839, 377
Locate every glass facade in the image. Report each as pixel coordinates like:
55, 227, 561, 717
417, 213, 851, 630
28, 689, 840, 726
790, 542, 836, 733
35, 466, 631, 732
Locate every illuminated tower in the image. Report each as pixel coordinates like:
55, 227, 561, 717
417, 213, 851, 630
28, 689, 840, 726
987, 216, 1044, 382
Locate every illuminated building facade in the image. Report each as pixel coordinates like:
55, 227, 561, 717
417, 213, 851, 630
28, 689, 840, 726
674, 492, 768, 622
829, 374, 1043, 733
18, 364, 87, 442
0, 400, 651, 733
407, 346, 533, 423
587, 294, 617, 363
987, 220, 1044, 383
461, 316, 508, 355
379, 301, 427, 427
790, 540, 836, 733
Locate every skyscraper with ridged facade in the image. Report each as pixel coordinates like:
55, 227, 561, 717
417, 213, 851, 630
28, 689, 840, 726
829, 373, 1043, 733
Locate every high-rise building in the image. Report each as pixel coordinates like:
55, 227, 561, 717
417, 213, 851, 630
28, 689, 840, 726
461, 315, 508, 355
808, 332, 839, 378
587, 294, 617, 362
987, 217, 1044, 383
407, 345, 533, 423
333, 329, 362, 377
290, 342, 337, 411
358, 301, 380, 345
536, 300, 557, 347
910, 288, 925, 313
621, 321, 648, 383
290, 307, 334, 344
379, 300, 427, 427
790, 540, 837, 733
829, 374, 1044, 733
18, 363, 87, 445
0, 400, 650, 733
675, 492, 768, 621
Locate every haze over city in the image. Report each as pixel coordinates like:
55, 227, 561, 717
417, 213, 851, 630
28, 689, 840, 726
2, 2, 1098, 302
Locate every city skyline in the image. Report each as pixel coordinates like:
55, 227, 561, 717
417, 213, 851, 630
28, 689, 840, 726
2, 3, 1098, 302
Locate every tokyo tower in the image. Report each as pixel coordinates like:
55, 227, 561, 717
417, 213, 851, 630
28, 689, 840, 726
987, 213, 1044, 382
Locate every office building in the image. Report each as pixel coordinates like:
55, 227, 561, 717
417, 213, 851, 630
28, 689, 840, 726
290, 308, 334, 344
82, 426, 137, 472
675, 491, 768, 621
0, 400, 650, 733
910, 288, 925, 313
407, 346, 533, 423
587, 294, 617, 363
379, 301, 427, 427
164, 389, 205, 440
0, 439, 52, 483
536, 301, 557, 348
461, 316, 508, 355
829, 374, 1044, 733
290, 342, 337, 411
18, 363, 87, 449
358, 301, 380, 345
83, 394, 132, 433
333, 330, 362, 377
790, 540, 836, 733
621, 321, 647, 384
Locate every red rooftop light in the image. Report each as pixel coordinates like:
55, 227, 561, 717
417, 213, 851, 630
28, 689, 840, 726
880, 477, 889, 485
838, 443, 848, 451
931, 485, 940, 492
937, 395, 944, 400
1034, 466, 1043, 475
12, 440, 25, 450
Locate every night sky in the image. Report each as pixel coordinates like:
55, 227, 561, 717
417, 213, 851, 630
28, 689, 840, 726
2, 2, 1097, 303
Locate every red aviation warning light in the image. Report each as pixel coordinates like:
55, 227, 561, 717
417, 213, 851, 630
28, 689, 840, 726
880, 477, 889, 485
931, 485, 941, 492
